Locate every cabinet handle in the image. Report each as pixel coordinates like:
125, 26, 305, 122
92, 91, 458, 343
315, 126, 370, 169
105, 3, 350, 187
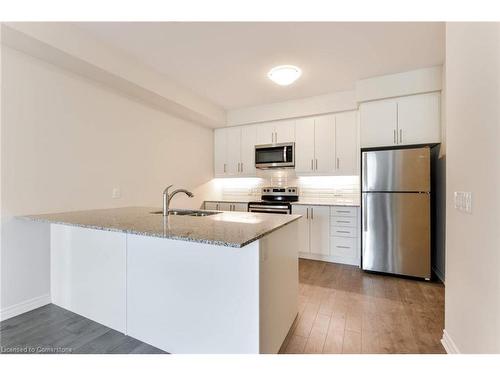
306, 208, 309, 219
311, 207, 314, 220
315, 159, 318, 170
393, 129, 397, 144
241, 162, 243, 173
274, 132, 278, 143
336, 157, 340, 169
336, 230, 350, 234
399, 129, 403, 143
311, 159, 314, 170
216, 203, 219, 210
223, 163, 226, 173
337, 245, 350, 249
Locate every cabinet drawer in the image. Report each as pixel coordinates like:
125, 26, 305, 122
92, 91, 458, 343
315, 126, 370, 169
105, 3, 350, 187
330, 236, 356, 257
330, 216, 357, 227
331, 206, 357, 217
331, 226, 357, 238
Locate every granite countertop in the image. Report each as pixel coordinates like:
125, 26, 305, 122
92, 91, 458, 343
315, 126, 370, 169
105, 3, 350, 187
20, 207, 301, 248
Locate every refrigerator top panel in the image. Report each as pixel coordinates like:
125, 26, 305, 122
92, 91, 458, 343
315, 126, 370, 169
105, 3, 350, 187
362, 147, 430, 192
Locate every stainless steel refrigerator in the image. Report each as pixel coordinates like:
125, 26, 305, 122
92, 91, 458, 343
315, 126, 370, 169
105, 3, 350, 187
361, 147, 431, 279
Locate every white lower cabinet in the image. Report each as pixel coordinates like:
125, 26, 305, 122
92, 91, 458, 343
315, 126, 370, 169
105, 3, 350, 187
294, 204, 360, 266
330, 207, 360, 266
294, 205, 330, 257
204, 201, 248, 212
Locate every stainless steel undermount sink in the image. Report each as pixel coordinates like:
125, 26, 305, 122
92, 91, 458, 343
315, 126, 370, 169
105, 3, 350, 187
150, 209, 221, 217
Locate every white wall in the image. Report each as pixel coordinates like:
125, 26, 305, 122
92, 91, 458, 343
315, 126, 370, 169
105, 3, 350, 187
444, 22, 500, 353
1, 46, 216, 314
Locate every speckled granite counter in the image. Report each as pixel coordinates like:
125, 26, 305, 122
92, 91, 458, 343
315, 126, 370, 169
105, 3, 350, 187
21, 207, 301, 248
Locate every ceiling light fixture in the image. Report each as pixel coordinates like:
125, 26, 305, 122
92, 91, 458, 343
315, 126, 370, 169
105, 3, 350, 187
267, 65, 302, 86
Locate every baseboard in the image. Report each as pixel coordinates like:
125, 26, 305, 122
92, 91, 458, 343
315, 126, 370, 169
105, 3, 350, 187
0, 294, 51, 322
441, 329, 460, 354
299, 252, 360, 267
432, 266, 445, 284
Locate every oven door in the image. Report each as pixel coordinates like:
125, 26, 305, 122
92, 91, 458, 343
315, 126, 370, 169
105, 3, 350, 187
255, 143, 294, 169
248, 204, 291, 214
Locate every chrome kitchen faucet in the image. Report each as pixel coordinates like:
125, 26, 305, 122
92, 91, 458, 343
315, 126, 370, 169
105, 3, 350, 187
163, 185, 195, 216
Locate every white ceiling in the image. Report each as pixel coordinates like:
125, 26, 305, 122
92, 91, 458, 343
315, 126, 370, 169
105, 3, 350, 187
77, 22, 445, 110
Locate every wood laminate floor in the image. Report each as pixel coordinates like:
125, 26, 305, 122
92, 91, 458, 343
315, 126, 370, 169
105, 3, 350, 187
280, 259, 445, 354
0, 304, 165, 354
0, 259, 444, 354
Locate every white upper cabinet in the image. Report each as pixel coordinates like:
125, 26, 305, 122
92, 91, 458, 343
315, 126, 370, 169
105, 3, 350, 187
335, 111, 359, 175
256, 122, 276, 145
360, 92, 441, 148
359, 99, 398, 148
294, 117, 315, 173
397, 92, 440, 145
240, 125, 256, 176
313, 115, 335, 174
295, 115, 334, 175
214, 128, 227, 177
214, 126, 256, 178
256, 120, 295, 145
295, 112, 356, 176
226, 127, 241, 175
275, 120, 295, 143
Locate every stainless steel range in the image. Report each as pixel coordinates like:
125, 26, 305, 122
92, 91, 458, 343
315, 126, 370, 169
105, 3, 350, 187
248, 187, 298, 214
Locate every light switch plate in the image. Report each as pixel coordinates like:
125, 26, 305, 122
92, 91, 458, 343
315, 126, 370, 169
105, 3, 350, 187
112, 187, 121, 199
454, 191, 472, 213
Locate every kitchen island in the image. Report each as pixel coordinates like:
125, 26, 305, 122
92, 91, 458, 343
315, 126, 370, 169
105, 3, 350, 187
22, 207, 301, 353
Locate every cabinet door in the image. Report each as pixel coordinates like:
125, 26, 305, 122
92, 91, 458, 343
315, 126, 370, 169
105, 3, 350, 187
397, 92, 440, 145
204, 202, 219, 210
218, 202, 232, 211
314, 115, 335, 174
292, 205, 310, 254
360, 99, 398, 148
214, 128, 227, 177
335, 111, 358, 175
294, 118, 315, 174
233, 203, 248, 212
256, 123, 276, 145
226, 127, 241, 176
275, 120, 295, 143
309, 206, 330, 256
240, 125, 256, 176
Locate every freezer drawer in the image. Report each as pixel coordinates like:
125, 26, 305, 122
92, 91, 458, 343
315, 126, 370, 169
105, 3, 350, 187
362, 147, 430, 192
362, 192, 430, 278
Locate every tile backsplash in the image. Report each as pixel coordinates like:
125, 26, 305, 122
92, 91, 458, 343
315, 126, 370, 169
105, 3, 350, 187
218, 170, 360, 204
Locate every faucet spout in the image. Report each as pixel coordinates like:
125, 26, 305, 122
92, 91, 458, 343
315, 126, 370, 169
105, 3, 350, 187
162, 186, 195, 216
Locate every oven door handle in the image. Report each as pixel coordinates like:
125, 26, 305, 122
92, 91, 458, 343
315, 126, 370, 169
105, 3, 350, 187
249, 205, 290, 210
249, 208, 290, 214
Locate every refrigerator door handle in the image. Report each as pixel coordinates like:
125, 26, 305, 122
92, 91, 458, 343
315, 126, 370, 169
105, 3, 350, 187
362, 152, 368, 191
363, 194, 367, 231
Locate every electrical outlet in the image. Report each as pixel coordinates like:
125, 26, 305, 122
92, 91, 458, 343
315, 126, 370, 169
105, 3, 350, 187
112, 187, 121, 199
454, 191, 472, 213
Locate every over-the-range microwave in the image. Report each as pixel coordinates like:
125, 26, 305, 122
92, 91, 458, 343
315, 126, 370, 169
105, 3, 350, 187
255, 142, 295, 169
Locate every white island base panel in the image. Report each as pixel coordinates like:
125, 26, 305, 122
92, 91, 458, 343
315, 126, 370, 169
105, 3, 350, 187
50, 222, 298, 354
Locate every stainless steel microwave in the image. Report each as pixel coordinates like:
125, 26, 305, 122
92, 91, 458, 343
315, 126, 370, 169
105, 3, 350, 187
255, 142, 295, 169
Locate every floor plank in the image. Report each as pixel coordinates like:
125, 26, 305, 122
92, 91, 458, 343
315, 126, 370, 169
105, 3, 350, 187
0, 304, 165, 354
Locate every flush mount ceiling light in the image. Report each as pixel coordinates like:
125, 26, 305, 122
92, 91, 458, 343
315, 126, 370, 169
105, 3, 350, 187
267, 65, 302, 86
